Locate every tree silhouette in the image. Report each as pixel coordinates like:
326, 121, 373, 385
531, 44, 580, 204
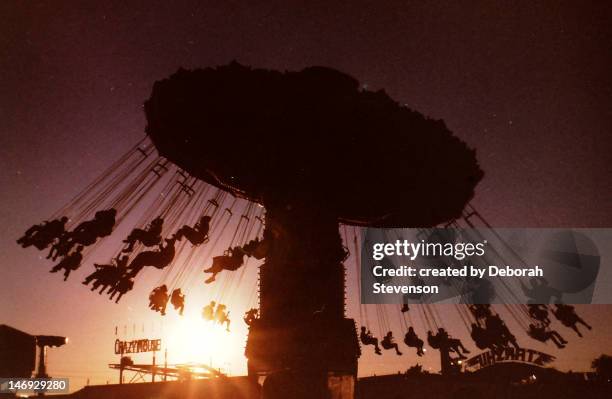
592, 354, 612, 381
405, 364, 429, 376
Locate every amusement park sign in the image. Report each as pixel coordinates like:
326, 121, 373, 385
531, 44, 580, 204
464, 347, 555, 371
114, 338, 162, 354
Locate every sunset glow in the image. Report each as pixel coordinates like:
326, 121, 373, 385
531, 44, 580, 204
164, 312, 237, 366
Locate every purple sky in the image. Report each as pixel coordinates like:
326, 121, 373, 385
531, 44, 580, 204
1, 0, 611, 391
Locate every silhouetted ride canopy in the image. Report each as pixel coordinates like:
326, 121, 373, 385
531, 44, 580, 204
145, 62, 483, 227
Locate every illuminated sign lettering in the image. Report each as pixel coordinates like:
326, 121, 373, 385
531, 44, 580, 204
464, 347, 555, 371
114, 338, 161, 354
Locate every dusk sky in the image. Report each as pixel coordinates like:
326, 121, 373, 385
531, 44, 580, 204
1, 1, 611, 392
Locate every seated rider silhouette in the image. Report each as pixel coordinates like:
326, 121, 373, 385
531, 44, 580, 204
553, 302, 592, 337
527, 323, 567, 348
127, 238, 176, 277
204, 246, 246, 284
485, 313, 520, 349
242, 237, 268, 260
448, 337, 470, 356
243, 308, 259, 326
427, 330, 440, 349
47, 232, 74, 261
48, 209, 117, 259
174, 215, 211, 246
214, 304, 231, 332
108, 275, 134, 303
123, 217, 164, 252
521, 277, 562, 304
436, 328, 470, 357
470, 323, 493, 350
83, 254, 128, 292
71, 209, 117, 246
469, 304, 492, 320
149, 285, 170, 315
401, 294, 410, 313
466, 277, 496, 304
359, 327, 382, 355
528, 304, 551, 326
170, 288, 185, 316
18, 216, 68, 250
403, 327, 424, 356
202, 301, 216, 321
49, 245, 84, 281
381, 331, 402, 356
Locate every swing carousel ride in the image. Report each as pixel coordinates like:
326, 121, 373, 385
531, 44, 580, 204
17, 62, 592, 396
